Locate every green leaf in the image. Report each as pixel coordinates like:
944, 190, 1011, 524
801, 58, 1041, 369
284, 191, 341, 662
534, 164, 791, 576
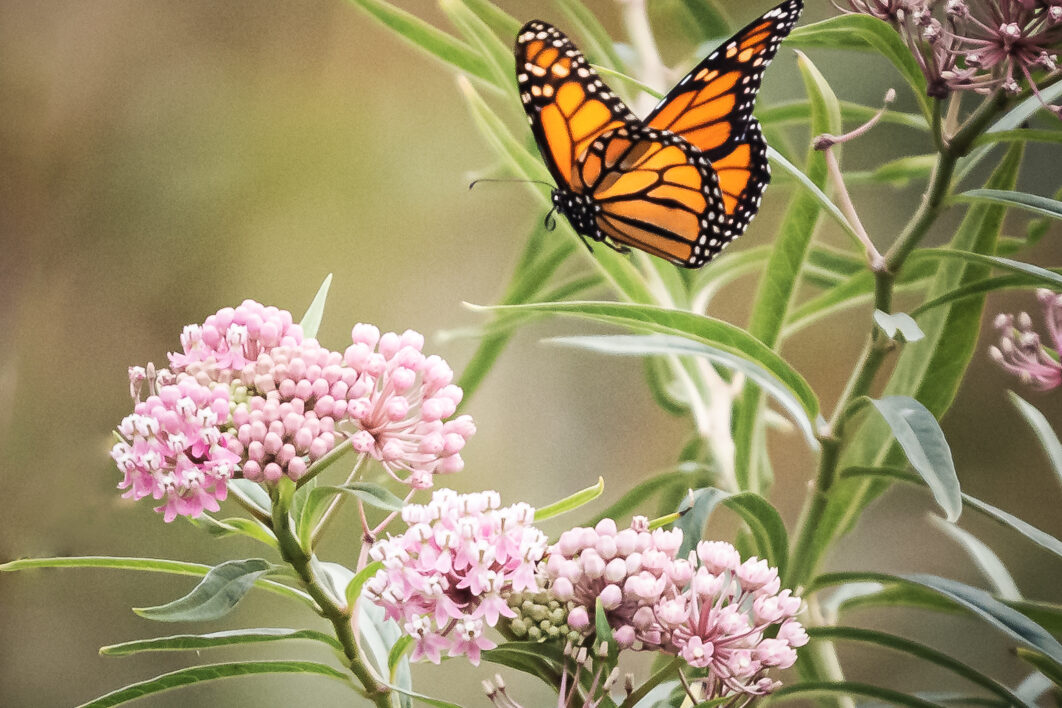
440, 0, 515, 92
1016, 648, 1062, 688
873, 310, 925, 342
766, 146, 860, 248
912, 249, 1062, 290
973, 128, 1062, 148
673, 0, 730, 40
586, 465, 711, 526
735, 50, 841, 492
380, 683, 462, 708
1009, 392, 1062, 486
387, 635, 415, 681
133, 559, 276, 622
839, 465, 1062, 562
0, 556, 311, 606
228, 478, 272, 515
787, 13, 932, 120
462, 0, 521, 37
534, 477, 605, 522
676, 488, 789, 576
929, 516, 1022, 601
299, 483, 405, 550
846, 154, 936, 187
956, 189, 1062, 221
190, 515, 277, 548
548, 334, 819, 448
298, 274, 332, 339
768, 681, 941, 706
911, 271, 1062, 316
481, 641, 564, 686
346, 0, 494, 85
77, 661, 351, 707
868, 396, 961, 522
99, 628, 342, 656
807, 626, 1030, 706
904, 573, 1062, 665
345, 560, 384, 609
758, 99, 929, 131
470, 301, 820, 422
958, 81, 1062, 180
594, 597, 618, 664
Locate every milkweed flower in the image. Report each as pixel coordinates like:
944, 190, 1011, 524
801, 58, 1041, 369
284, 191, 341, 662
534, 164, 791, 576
343, 324, 476, 488
112, 301, 476, 520
542, 519, 806, 698
112, 373, 239, 522
364, 489, 548, 665
990, 289, 1062, 390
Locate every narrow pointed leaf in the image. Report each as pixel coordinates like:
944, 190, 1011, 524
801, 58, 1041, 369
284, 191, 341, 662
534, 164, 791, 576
534, 477, 605, 521
766, 146, 860, 247
956, 189, 1062, 220
1009, 392, 1062, 484
345, 560, 384, 608
77, 661, 351, 707
758, 99, 928, 131
911, 250, 1062, 289
1016, 648, 1062, 686
100, 628, 342, 656
228, 478, 272, 515
904, 573, 1062, 665
299, 274, 332, 339
929, 516, 1021, 600
873, 310, 925, 342
676, 488, 788, 575
869, 396, 961, 522
0, 556, 311, 605
134, 559, 276, 622
468, 301, 819, 420
441, 0, 515, 91
586, 465, 711, 526
346, 0, 493, 84
549, 334, 818, 448
958, 82, 1062, 179
973, 129, 1062, 148
787, 14, 931, 119
462, 0, 521, 37
768, 681, 940, 706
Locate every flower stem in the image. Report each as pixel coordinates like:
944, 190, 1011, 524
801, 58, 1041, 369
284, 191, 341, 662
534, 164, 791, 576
269, 488, 391, 707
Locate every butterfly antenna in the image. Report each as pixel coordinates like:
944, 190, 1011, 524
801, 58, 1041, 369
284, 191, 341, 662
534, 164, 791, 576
544, 206, 558, 232
468, 177, 555, 191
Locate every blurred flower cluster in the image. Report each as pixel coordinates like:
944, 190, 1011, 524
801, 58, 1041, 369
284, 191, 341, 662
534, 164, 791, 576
841, 0, 1062, 112
990, 288, 1062, 389
112, 301, 474, 520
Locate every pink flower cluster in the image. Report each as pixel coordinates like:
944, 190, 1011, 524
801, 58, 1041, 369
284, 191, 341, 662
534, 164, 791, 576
365, 490, 548, 664
112, 375, 240, 522
112, 300, 475, 520
543, 519, 807, 698
990, 289, 1062, 390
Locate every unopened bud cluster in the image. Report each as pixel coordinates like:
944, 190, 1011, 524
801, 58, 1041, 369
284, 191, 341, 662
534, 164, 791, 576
505, 591, 580, 645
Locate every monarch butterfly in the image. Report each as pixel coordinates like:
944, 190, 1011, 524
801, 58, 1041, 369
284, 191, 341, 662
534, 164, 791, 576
515, 0, 803, 268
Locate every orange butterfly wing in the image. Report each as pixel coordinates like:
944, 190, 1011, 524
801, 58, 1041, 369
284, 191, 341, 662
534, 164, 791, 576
646, 0, 802, 235
515, 21, 637, 191
578, 125, 728, 267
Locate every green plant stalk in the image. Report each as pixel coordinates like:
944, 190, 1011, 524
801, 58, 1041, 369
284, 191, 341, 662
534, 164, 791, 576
270, 489, 390, 707
787, 92, 1009, 591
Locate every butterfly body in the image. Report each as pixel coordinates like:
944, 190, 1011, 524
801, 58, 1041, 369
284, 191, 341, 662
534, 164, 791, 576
515, 0, 803, 268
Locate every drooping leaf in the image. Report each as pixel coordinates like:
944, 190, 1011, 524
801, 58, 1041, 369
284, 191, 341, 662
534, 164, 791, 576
869, 396, 961, 522
549, 334, 818, 448
1009, 392, 1062, 486
345, 560, 384, 609
587, 464, 712, 527
77, 661, 351, 707
534, 477, 605, 522
929, 516, 1022, 600
958, 81, 1062, 180
675, 488, 788, 576
299, 483, 405, 550
298, 274, 332, 340
1015, 648, 1062, 689
133, 559, 277, 622
462, 0, 521, 37
758, 99, 928, 131
99, 629, 342, 656
440, 0, 516, 92
768, 681, 941, 707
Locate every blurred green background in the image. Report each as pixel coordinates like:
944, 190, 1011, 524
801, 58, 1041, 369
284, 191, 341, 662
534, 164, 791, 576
1, 1, 1059, 706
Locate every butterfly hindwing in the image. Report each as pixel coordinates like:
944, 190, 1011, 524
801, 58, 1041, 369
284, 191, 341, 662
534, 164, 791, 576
577, 125, 728, 268
515, 21, 638, 190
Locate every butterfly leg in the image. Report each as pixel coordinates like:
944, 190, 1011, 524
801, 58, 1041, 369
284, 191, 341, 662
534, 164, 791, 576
602, 239, 631, 255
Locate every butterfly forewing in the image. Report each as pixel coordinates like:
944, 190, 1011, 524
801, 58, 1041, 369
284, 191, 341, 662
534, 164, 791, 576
645, 0, 801, 235
582, 126, 728, 268
515, 21, 638, 190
